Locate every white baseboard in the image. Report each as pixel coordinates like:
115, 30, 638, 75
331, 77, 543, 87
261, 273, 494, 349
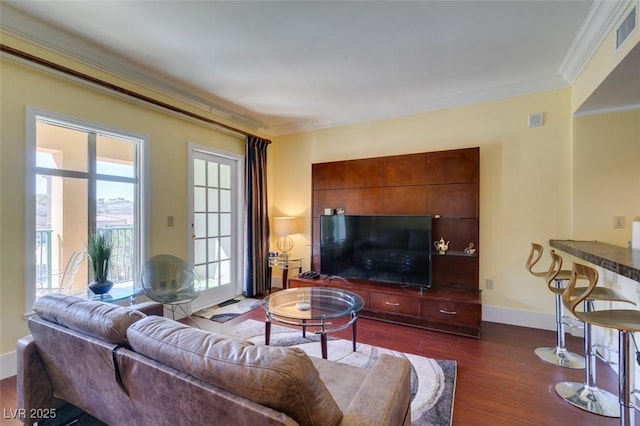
482, 304, 583, 337
1, 351, 17, 380
483, 304, 555, 329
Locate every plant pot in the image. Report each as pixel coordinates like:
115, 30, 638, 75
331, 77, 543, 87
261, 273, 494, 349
89, 280, 113, 295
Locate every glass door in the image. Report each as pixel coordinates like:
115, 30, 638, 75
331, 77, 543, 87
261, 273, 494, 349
189, 147, 243, 309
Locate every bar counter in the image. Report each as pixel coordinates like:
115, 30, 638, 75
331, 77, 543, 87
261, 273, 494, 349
549, 239, 640, 282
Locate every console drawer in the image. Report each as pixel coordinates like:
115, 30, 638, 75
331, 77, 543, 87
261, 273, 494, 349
420, 299, 480, 326
370, 292, 419, 316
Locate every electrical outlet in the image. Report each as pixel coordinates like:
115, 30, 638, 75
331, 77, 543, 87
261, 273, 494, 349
167, 216, 174, 227
486, 279, 494, 290
613, 216, 625, 228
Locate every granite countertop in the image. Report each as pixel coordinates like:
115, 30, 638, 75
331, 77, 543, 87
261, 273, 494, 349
549, 240, 640, 283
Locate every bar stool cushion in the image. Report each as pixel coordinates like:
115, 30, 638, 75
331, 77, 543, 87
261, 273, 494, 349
577, 310, 640, 332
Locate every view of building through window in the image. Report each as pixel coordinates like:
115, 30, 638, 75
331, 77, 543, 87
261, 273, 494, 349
33, 118, 141, 300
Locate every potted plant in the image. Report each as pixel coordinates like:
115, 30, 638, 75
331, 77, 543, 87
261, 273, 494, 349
87, 233, 114, 295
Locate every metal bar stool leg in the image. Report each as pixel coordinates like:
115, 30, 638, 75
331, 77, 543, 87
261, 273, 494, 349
558, 261, 640, 426
619, 331, 636, 426
534, 280, 585, 369
555, 300, 620, 417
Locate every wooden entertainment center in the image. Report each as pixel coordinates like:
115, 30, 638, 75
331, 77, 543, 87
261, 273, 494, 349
289, 147, 481, 337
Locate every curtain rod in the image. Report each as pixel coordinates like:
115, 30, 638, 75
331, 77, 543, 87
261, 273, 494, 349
0, 44, 254, 138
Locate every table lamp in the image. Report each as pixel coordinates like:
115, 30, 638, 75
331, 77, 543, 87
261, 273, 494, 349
273, 216, 297, 257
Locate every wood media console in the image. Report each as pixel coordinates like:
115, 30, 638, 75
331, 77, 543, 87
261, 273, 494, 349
289, 276, 481, 337
304, 147, 482, 337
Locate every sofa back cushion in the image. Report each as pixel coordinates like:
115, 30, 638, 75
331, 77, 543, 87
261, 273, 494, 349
127, 316, 342, 426
33, 293, 146, 346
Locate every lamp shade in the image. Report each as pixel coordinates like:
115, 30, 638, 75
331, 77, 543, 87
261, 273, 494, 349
273, 217, 297, 236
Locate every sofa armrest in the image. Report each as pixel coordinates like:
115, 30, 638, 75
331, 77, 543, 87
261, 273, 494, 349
130, 301, 164, 317
17, 335, 67, 425
339, 354, 412, 426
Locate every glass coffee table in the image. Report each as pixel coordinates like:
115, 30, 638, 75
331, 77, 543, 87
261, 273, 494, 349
262, 287, 365, 359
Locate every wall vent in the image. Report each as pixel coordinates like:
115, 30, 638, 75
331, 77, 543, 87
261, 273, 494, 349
616, 6, 636, 50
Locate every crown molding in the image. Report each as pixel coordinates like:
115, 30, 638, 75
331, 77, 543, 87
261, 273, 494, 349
0, 3, 265, 131
559, 0, 633, 85
3, 2, 623, 137
268, 75, 569, 136
573, 103, 640, 117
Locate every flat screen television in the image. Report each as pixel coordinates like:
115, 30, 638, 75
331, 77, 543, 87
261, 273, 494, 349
319, 214, 432, 288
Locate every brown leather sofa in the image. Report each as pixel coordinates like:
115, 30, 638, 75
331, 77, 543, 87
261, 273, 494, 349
17, 294, 412, 425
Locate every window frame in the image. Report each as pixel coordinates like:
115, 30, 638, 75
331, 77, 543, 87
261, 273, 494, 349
24, 106, 150, 314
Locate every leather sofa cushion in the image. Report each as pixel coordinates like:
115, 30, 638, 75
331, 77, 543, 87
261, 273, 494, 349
33, 294, 146, 347
128, 316, 342, 426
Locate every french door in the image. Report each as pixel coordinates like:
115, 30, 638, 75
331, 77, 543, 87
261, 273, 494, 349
188, 145, 244, 310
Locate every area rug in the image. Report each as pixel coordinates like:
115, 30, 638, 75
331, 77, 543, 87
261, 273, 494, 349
208, 318, 456, 426
193, 296, 262, 323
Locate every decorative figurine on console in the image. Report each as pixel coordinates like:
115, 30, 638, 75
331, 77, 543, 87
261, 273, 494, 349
434, 237, 450, 255
464, 242, 476, 255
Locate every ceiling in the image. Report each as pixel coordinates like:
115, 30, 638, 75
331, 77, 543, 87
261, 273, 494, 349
1, 1, 637, 136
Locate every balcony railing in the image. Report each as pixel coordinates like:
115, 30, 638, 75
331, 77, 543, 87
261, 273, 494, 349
99, 227, 135, 285
36, 226, 134, 290
36, 229, 53, 289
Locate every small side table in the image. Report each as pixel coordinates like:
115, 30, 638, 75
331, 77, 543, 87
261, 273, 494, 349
70, 283, 140, 305
268, 256, 302, 290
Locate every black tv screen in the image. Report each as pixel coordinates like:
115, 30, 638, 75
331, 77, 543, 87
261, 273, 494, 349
320, 215, 432, 288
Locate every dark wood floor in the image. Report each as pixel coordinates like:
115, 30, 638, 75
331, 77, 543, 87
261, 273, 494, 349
2, 308, 637, 425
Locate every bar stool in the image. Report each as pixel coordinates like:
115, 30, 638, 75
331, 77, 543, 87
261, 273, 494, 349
526, 243, 584, 368
556, 262, 638, 423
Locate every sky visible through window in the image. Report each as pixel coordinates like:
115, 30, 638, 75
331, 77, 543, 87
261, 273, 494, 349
36, 152, 134, 201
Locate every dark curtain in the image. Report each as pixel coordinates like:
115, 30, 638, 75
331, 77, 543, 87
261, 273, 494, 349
244, 135, 271, 297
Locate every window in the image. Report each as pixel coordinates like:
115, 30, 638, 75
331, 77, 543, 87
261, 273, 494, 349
25, 108, 148, 312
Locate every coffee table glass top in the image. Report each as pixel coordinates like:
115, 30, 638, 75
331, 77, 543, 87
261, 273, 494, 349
263, 287, 365, 320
